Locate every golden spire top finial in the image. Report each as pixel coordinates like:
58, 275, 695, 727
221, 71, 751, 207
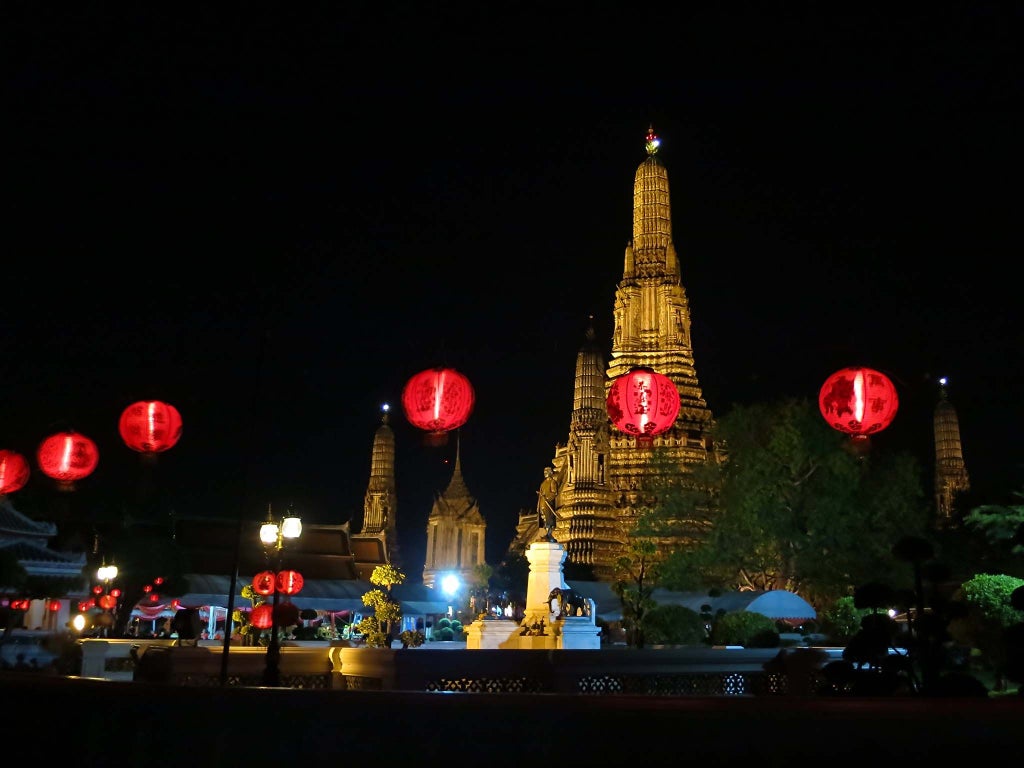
645, 125, 660, 156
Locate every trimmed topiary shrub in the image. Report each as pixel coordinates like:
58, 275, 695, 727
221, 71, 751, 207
642, 604, 708, 646
710, 611, 780, 648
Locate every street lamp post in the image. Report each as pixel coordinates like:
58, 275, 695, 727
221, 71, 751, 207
259, 509, 302, 687
96, 560, 118, 637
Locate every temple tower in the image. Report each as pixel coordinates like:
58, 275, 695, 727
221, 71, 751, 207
933, 377, 970, 527
526, 128, 722, 578
351, 405, 400, 575
547, 318, 620, 577
422, 438, 487, 589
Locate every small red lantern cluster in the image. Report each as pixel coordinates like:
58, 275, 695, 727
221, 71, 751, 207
818, 366, 899, 442
607, 367, 680, 442
8, 598, 31, 611
119, 400, 183, 457
37, 430, 99, 490
0, 449, 30, 496
251, 570, 304, 596
401, 367, 475, 446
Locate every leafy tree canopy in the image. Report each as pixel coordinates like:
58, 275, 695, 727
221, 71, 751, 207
659, 397, 931, 607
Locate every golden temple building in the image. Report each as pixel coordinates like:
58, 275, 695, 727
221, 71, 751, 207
511, 127, 725, 579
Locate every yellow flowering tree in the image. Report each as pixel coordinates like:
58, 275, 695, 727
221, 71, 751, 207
356, 564, 406, 648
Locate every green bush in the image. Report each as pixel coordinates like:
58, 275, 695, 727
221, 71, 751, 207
642, 604, 708, 646
821, 596, 869, 642
710, 611, 780, 648
436, 626, 455, 641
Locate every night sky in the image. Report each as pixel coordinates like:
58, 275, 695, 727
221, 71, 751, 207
5, 6, 1020, 578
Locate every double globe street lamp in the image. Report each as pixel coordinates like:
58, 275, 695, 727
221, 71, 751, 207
259, 510, 302, 687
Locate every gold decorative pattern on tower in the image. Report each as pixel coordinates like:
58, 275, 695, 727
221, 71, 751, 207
933, 378, 970, 526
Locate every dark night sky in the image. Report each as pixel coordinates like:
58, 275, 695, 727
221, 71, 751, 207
4, 5, 1021, 578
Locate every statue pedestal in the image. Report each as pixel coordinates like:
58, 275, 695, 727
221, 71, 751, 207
465, 619, 520, 649
558, 617, 601, 649
521, 540, 567, 631
517, 633, 556, 650
466, 538, 599, 651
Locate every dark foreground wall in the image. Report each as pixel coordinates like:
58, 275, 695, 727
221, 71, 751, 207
5, 673, 1022, 766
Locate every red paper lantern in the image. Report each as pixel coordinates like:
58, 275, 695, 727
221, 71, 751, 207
252, 570, 276, 596
819, 366, 899, 442
148, 593, 160, 603
250, 604, 274, 629
118, 400, 183, 456
401, 367, 475, 445
98, 594, 117, 610
277, 570, 303, 596
606, 367, 680, 440
0, 449, 30, 496
92, 585, 104, 595
48, 600, 61, 612
36, 430, 99, 489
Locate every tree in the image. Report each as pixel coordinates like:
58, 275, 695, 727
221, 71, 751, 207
612, 506, 669, 648
466, 563, 493, 616
962, 491, 1024, 578
660, 397, 931, 607
356, 564, 406, 648
948, 573, 1024, 690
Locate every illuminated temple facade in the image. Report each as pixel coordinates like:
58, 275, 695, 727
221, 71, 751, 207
510, 128, 724, 579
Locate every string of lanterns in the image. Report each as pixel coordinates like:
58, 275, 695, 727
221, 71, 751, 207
0, 398, 184, 497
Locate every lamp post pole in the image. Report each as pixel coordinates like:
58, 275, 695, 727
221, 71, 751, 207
260, 508, 301, 687
97, 560, 118, 638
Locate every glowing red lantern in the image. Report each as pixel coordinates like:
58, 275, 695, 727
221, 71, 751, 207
252, 571, 276, 596
148, 593, 160, 603
607, 367, 680, 441
48, 600, 61, 612
0, 450, 30, 496
401, 367, 475, 446
36, 430, 99, 490
277, 570, 303, 596
118, 400, 183, 458
250, 604, 274, 629
110, 588, 121, 598
98, 594, 117, 610
819, 366, 899, 443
